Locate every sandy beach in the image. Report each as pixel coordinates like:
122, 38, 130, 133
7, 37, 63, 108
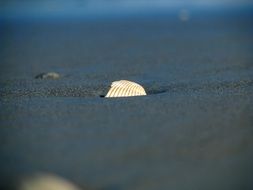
0, 7, 253, 190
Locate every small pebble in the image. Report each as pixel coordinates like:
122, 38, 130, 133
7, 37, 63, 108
35, 72, 60, 79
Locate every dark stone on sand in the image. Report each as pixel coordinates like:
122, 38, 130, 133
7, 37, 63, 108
35, 72, 60, 79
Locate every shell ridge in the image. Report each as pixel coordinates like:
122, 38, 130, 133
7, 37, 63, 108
125, 81, 134, 97
117, 80, 129, 97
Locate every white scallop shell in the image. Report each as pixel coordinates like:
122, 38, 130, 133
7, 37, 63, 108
105, 80, 147, 98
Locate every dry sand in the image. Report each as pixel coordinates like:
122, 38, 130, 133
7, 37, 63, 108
0, 8, 253, 190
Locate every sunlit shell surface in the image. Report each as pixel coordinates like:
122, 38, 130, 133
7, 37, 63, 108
105, 80, 147, 98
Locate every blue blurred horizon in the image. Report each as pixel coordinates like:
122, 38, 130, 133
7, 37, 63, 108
1, 0, 253, 18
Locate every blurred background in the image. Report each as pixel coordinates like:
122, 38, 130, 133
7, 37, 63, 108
1, 0, 253, 18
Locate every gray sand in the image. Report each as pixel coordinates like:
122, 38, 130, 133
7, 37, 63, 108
0, 9, 253, 190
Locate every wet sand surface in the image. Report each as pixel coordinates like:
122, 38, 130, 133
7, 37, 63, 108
0, 8, 253, 190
